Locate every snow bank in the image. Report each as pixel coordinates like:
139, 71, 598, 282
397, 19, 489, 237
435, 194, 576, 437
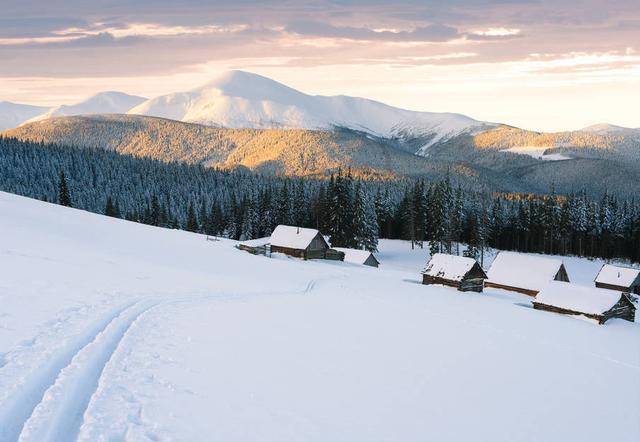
422, 253, 481, 281
595, 264, 640, 288
535, 281, 625, 315
487, 251, 565, 291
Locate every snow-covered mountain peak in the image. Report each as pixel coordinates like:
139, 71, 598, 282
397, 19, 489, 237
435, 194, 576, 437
128, 70, 492, 142
23, 91, 147, 125
197, 70, 305, 103
580, 123, 637, 135
0, 101, 51, 131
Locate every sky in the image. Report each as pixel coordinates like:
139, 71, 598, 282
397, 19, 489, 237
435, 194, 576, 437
1, 0, 639, 132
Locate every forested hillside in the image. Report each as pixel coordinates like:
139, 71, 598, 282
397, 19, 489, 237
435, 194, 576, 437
429, 130, 640, 197
6, 114, 640, 198
2, 114, 465, 180
2, 137, 639, 262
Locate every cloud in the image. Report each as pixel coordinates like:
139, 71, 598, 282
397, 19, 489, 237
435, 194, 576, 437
285, 21, 461, 42
0, 32, 141, 48
466, 27, 523, 40
1, 0, 639, 110
0, 17, 89, 38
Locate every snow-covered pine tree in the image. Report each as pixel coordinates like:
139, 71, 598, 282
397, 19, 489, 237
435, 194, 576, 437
352, 182, 379, 251
327, 171, 356, 247
412, 180, 426, 248
361, 184, 379, 252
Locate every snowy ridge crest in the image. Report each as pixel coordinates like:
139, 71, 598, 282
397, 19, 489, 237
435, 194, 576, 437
127, 70, 491, 142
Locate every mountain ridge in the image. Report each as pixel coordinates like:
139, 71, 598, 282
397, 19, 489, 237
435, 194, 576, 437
1, 70, 638, 148
4, 113, 639, 198
128, 70, 493, 149
0, 101, 51, 131
23, 91, 146, 125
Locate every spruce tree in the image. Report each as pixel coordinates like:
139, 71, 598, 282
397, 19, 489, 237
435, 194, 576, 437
186, 202, 198, 232
104, 196, 118, 217
150, 195, 161, 226
58, 170, 72, 207
360, 184, 379, 252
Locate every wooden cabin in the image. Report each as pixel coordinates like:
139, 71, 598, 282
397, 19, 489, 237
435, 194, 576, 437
269, 225, 341, 260
594, 264, 640, 295
333, 248, 380, 267
533, 281, 636, 324
422, 253, 487, 292
485, 252, 569, 296
237, 237, 271, 256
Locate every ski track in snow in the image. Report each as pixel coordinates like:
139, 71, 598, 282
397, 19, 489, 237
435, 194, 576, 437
1, 275, 329, 442
0, 299, 159, 442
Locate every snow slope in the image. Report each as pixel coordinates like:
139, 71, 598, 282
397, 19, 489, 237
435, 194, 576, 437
128, 70, 491, 144
22, 92, 146, 125
0, 102, 50, 131
581, 123, 640, 135
0, 192, 638, 442
502, 146, 571, 161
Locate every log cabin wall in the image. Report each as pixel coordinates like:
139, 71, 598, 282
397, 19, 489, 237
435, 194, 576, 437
270, 245, 305, 258
533, 302, 604, 323
595, 281, 640, 295
484, 282, 539, 296
422, 275, 484, 292
554, 265, 570, 282
603, 297, 636, 323
363, 255, 379, 267
422, 275, 460, 289
459, 278, 484, 292
308, 234, 329, 252
595, 282, 630, 292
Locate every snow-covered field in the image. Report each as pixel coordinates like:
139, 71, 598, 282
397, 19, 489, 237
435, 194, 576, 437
1, 191, 638, 442
503, 146, 571, 161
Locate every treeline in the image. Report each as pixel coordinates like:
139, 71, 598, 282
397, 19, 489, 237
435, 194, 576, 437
1, 136, 639, 262
393, 180, 640, 264
0, 137, 381, 251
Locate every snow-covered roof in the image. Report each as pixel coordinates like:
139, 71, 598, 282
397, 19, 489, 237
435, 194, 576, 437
595, 264, 640, 288
239, 237, 270, 248
333, 247, 377, 265
269, 225, 323, 250
535, 281, 627, 315
422, 253, 483, 282
486, 252, 565, 291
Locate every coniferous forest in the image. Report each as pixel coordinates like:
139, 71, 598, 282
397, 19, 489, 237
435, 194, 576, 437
1, 136, 639, 262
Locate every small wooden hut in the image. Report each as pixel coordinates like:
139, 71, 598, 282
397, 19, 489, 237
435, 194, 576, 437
237, 237, 271, 256
485, 252, 569, 296
333, 248, 380, 267
269, 225, 340, 260
594, 264, 640, 295
533, 281, 636, 324
422, 253, 487, 292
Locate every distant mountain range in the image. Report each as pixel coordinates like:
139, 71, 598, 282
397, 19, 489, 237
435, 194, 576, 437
0, 92, 146, 131
0, 102, 50, 131
1, 70, 639, 196
127, 70, 494, 152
